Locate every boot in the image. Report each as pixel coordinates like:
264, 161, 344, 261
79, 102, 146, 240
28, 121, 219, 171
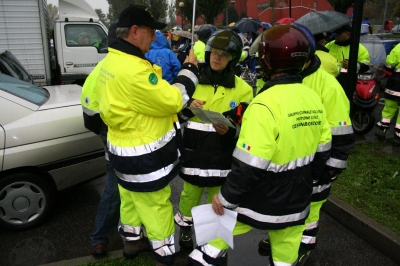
393, 128, 400, 147
375, 121, 390, 140
173, 249, 193, 266
123, 237, 151, 259
179, 227, 193, 250
258, 238, 271, 252
297, 246, 311, 266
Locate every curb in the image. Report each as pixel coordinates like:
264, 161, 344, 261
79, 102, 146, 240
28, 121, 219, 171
322, 195, 400, 264
40, 250, 124, 266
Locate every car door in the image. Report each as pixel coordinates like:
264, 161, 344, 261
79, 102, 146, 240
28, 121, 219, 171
61, 23, 108, 75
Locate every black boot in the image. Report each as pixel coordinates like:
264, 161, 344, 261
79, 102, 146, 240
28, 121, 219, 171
375, 121, 390, 140
393, 128, 400, 147
179, 227, 194, 250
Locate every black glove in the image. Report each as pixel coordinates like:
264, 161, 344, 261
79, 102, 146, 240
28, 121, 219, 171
222, 102, 249, 125
319, 167, 341, 184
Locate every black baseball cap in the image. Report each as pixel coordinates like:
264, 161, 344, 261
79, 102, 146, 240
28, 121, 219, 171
334, 24, 352, 34
117, 5, 167, 30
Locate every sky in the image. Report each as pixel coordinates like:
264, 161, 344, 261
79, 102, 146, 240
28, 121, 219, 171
47, 0, 109, 13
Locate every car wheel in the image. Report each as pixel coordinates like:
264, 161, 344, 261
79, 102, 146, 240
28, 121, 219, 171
0, 173, 54, 231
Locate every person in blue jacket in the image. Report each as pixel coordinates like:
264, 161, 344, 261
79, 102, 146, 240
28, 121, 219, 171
145, 30, 181, 84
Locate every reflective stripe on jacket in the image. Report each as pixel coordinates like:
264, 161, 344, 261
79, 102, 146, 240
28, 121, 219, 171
180, 76, 253, 187
99, 47, 198, 192
218, 83, 332, 230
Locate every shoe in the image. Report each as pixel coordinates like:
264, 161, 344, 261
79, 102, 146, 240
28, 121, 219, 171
179, 227, 193, 250
393, 129, 400, 147
174, 250, 193, 266
297, 246, 311, 266
91, 243, 107, 256
258, 238, 271, 252
375, 121, 390, 140
123, 237, 151, 259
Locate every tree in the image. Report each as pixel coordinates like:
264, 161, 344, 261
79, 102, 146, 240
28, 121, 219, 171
326, 0, 354, 14
222, 5, 239, 26
47, 4, 59, 29
394, 1, 400, 18
197, 0, 229, 25
95, 9, 109, 28
107, 0, 167, 23
176, 0, 202, 27
107, 0, 134, 23
239, 12, 247, 19
167, 2, 177, 28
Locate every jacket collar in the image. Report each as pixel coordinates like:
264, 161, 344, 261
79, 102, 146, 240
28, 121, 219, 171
258, 74, 303, 95
109, 38, 151, 63
316, 43, 330, 53
334, 38, 351, 47
300, 55, 321, 78
199, 65, 236, 88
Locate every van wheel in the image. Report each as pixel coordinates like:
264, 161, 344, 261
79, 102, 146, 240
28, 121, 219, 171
0, 173, 54, 231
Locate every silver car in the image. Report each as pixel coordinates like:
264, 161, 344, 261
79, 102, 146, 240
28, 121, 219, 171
0, 73, 105, 231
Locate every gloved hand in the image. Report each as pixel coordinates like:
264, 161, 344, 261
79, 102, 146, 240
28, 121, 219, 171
222, 102, 250, 125
319, 167, 341, 184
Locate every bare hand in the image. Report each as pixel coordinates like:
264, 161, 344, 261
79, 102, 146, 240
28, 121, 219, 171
213, 123, 229, 135
184, 49, 198, 68
243, 38, 248, 44
212, 194, 224, 215
342, 59, 349, 69
189, 99, 206, 108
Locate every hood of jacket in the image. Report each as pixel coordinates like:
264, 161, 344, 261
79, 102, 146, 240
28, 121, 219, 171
150, 31, 170, 50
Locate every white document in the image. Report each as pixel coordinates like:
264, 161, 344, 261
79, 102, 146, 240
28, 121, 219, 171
191, 204, 237, 248
188, 107, 235, 128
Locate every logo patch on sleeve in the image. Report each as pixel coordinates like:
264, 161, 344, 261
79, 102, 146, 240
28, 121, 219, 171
148, 73, 158, 85
229, 100, 238, 109
242, 143, 251, 151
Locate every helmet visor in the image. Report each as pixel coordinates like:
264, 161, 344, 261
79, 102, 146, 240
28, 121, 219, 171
210, 47, 233, 60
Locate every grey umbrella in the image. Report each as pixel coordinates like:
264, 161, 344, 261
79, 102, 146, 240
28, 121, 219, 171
295, 10, 351, 35
234, 18, 263, 33
171, 30, 198, 41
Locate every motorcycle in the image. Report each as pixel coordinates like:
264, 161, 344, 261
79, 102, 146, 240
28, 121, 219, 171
351, 65, 391, 134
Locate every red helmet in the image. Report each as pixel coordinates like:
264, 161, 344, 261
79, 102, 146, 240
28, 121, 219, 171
258, 24, 310, 76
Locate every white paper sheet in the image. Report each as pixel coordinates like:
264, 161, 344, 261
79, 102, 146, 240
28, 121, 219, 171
191, 204, 238, 248
187, 107, 235, 128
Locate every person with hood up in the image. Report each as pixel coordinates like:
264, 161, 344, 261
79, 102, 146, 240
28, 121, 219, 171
193, 28, 213, 68
146, 30, 181, 84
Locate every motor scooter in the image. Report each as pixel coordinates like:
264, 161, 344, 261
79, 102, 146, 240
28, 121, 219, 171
351, 66, 391, 134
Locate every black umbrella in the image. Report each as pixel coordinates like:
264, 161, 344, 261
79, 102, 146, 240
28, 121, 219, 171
234, 18, 262, 33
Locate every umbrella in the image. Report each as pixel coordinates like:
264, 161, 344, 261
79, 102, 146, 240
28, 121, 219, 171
261, 22, 272, 29
228, 22, 235, 26
276, 17, 296, 24
171, 30, 198, 41
295, 10, 351, 35
234, 18, 262, 33
195, 24, 217, 33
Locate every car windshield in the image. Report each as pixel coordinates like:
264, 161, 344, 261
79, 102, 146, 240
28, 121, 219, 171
0, 73, 49, 105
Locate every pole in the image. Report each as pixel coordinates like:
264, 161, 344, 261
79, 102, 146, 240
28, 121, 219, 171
190, 0, 197, 48
382, 0, 388, 33
289, 0, 292, 18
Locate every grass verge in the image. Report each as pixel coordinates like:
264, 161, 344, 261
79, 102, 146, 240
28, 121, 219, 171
84, 252, 155, 265
331, 138, 400, 235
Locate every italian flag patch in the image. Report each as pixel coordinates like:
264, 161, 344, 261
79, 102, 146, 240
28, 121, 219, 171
339, 121, 347, 125
242, 143, 251, 151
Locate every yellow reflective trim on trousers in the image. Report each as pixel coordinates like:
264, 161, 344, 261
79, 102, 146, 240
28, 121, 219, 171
385, 88, 400, 97
234, 204, 310, 224
312, 183, 331, 194
233, 147, 316, 172
331, 125, 353, 135
150, 233, 175, 253
181, 166, 230, 177
115, 159, 179, 183
326, 157, 347, 169
118, 223, 143, 241
185, 121, 216, 132
302, 235, 316, 244
107, 129, 176, 157
200, 244, 228, 259
174, 212, 193, 227
82, 105, 99, 115
305, 221, 318, 230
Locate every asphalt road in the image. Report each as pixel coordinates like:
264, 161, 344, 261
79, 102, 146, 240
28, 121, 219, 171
0, 99, 398, 266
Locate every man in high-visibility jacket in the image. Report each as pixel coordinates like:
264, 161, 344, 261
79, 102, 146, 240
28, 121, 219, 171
258, 24, 355, 266
375, 43, 400, 146
95, 5, 199, 266
325, 24, 370, 89
187, 24, 332, 266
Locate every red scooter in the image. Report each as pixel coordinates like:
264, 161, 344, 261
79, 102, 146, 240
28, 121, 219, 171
351, 66, 391, 134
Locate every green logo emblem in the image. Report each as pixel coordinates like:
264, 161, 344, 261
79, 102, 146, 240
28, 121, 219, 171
148, 73, 158, 85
